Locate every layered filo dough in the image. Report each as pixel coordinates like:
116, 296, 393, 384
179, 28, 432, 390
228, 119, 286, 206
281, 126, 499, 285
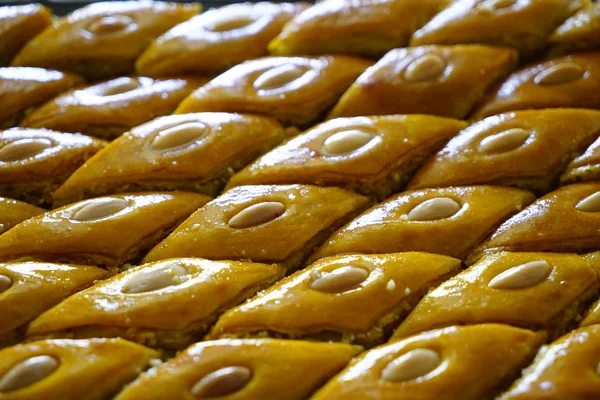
227, 115, 466, 201
328, 45, 518, 120
549, 2, 600, 56
0, 198, 44, 235
561, 135, 600, 184
0, 4, 52, 66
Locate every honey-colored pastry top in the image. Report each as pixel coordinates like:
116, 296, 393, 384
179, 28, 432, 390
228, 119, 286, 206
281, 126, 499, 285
0, 192, 211, 270
474, 51, 600, 119
578, 252, 600, 327
0, 67, 85, 129
137, 2, 308, 76
0, 261, 107, 344
327, 45, 518, 120
20, 76, 205, 140
142, 184, 369, 270
209, 252, 461, 347
0, 338, 158, 400
115, 339, 361, 400
499, 325, 600, 400
411, 0, 584, 58
312, 185, 535, 262
0, 198, 44, 236
312, 324, 545, 400
11, 1, 200, 80
53, 113, 288, 206
474, 183, 600, 260
175, 56, 373, 128
226, 115, 467, 200
393, 252, 599, 340
27, 258, 284, 350
0, 4, 52, 67
409, 109, 600, 195
549, 2, 600, 56
0, 128, 107, 206
561, 136, 600, 184
268, 0, 449, 58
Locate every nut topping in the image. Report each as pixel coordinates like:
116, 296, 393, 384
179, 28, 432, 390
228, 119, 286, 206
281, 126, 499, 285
0, 275, 12, 294
404, 53, 446, 82
151, 122, 207, 151
381, 349, 441, 382
534, 62, 584, 85
253, 64, 311, 90
407, 198, 461, 221
575, 191, 600, 212
310, 266, 369, 293
478, 128, 530, 154
71, 198, 130, 222
0, 138, 53, 162
122, 264, 189, 294
191, 366, 252, 398
322, 130, 373, 156
488, 260, 552, 289
228, 202, 285, 229
0, 356, 59, 393
88, 15, 135, 34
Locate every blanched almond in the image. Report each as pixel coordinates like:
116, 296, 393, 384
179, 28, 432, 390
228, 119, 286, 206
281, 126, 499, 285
0, 355, 59, 393
0, 275, 12, 294
575, 191, 600, 212
478, 128, 530, 154
253, 64, 310, 90
478, 0, 516, 11
191, 366, 252, 398
381, 349, 440, 382
88, 15, 135, 34
228, 202, 285, 229
407, 197, 461, 221
0, 138, 53, 162
122, 264, 188, 294
488, 260, 551, 289
102, 78, 141, 96
151, 122, 207, 151
534, 62, 584, 85
209, 16, 255, 32
310, 266, 369, 293
71, 198, 130, 222
322, 130, 373, 156
404, 53, 446, 82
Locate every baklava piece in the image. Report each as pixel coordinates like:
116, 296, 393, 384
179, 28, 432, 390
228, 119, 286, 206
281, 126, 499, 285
0, 198, 44, 235
175, 56, 373, 128
474, 51, 600, 119
549, 2, 600, 56
209, 252, 461, 347
473, 183, 600, 261
115, 339, 360, 400
312, 324, 544, 400
0, 261, 107, 346
11, 1, 200, 80
328, 45, 518, 120
393, 252, 599, 340
409, 109, 600, 195
269, 0, 449, 58
561, 136, 600, 184
137, 2, 308, 76
26, 258, 283, 350
0, 4, 52, 66
226, 115, 466, 201
411, 0, 584, 59
0, 128, 106, 206
0, 192, 211, 270
53, 113, 288, 206
0, 67, 84, 129
20, 76, 204, 140
0, 338, 158, 400
578, 253, 600, 327
312, 185, 535, 262
499, 325, 600, 400
143, 184, 369, 272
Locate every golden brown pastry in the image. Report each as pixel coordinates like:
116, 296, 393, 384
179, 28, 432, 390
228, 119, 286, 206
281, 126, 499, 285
175, 56, 373, 128
409, 109, 600, 195
26, 258, 283, 349
578, 252, 600, 327
20, 76, 204, 140
0, 192, 211, 270
327, 45, 518, 120
11, 1, 200, 80
143, 184, 369, 271
0, 338, 158, 400
0, 67, 85, 129
0, 198, 44, 236
137, 2, 308, 76
411, 0, 584, 59
393, 252, 599, 341
114, 339, 360, 400
312, 324, 544, 400
209, 252, 461, 347
53, 113, 289, 206
473, 183, 600, 262
311, 185, 535, 262
0, 128, 107, 206
0, 261, 107, 346
226, 115, 466, 200
561, 133, 600, 184
0, 4, 52, 66
499, 325, 600, 400
269, 0, 449, 58
474, 51, 600, 119
549, 2, 600, 56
